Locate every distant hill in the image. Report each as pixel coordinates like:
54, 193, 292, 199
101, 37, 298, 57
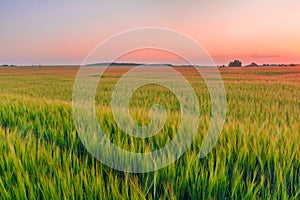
85, 62, 173, 67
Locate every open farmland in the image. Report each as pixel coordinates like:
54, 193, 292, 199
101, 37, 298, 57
0, 65, 299, 199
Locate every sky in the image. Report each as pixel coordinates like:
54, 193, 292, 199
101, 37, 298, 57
1, 0, 300, 65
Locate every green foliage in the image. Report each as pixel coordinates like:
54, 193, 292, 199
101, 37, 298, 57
0, 68, 299, 199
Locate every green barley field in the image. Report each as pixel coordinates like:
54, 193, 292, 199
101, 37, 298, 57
0, 66, 299, 199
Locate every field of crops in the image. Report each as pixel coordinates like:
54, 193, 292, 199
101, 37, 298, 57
0, 66, 299, 199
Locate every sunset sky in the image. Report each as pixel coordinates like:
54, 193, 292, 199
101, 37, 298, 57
1, 0, 300, 65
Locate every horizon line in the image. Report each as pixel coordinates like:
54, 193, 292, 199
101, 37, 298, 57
1, 61, 300, 67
